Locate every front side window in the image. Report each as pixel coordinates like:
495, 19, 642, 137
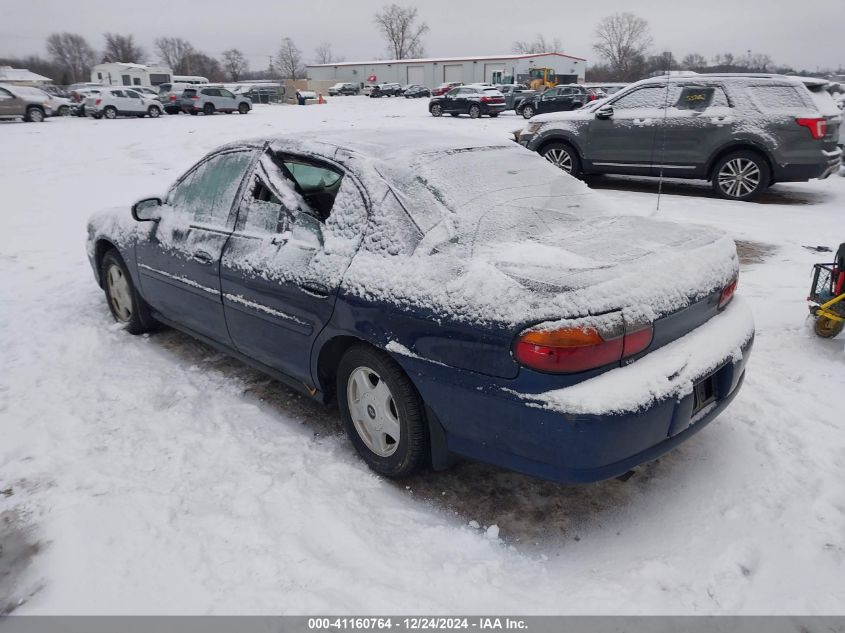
169, 151, 255, 228
125, 89, 140, 98
220, 89, 234, 98
612, 86, 668, 110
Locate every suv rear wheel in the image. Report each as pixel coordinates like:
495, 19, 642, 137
468, 104, 481, 119
712, 150, 770, 201
541, 142, 581, 177
203, 103, 215, 115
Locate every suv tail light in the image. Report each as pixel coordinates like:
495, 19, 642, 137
719, 277, 738, 309
95, 98, 101, 106
514, 321, 654, 374
169, 94, 176, 101
191, 95, 199, 100
796, 117, 827, 139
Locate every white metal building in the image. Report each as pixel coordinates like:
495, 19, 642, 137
0, 66, 52, 85
91, 62, 174, 87
307, 52, 586, 89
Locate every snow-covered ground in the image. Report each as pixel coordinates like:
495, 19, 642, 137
1, 97, 844, 615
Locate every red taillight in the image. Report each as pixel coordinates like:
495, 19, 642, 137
169, 94, 176, 101
719, 278, 738, 309
95, 98, 101, 106
191, 95, 199, 100
514, 322, 654, 374
588, 94, 597, 101
796, 117, 827, 139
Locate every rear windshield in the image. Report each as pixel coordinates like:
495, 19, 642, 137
805, 84, 841, 116
182, 89, 197, 97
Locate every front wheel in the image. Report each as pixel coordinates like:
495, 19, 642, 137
148, 106, 161, 118
58, 105, 70, 116
238, 103, 250, 114
522, 105, 535, 119
712, 151, 770, 201
25, 107, 45, 123
814, 315, 844, 338
430, 103, 442, 117
101, 250, 155, 335
541, 142, 582, 177
337, 345, 429, 478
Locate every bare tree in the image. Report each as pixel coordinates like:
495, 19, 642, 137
592, 13, 653, 81
155, 37, 195, 74
102, 33, 145, 63
512, 34, 562, 55
46, 32, 96, 83
221, 48, 248, 81
184, 52, 224, 81
314, 42, 343, 65
373, 4, 429, 60
681, 53, 708, 70
275, 37, 305, 79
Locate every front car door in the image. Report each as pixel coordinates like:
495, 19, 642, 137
220, 149, 367, 385
135, 148, 258, 344
218, 88, 237, 111
442, 87, 462, 112
536, 88, 559, 114
0, 87, 22, 117
582, 84, 668, 175
123, 88, 146, 114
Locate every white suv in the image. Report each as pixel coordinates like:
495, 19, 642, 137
85, 87, 162, 119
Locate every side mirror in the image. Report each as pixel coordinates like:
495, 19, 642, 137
132, 197, 162, 221
595, 106, 614, 120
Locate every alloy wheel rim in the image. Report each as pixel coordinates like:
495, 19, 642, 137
544, 148, 573, 172
470, 106, 480, 118
31, 109, 43, 122
347, 366, 400, 458
105, 108, 116, 119
106, 264, 132, 322
718, 158, 761, 198
432, 105, 441, 116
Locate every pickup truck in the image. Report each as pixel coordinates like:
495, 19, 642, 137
497, 84, 537, 111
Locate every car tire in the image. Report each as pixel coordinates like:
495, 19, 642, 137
430, 103, 442, 117
103, 106, 117, 120
522, 105, 535, 119
238, 103, 250, 114
712, 151, 770, 201
541, 141, 582, 177
24, 106, 45, 123
101, 250, 155, 335
148, 106, 161, 118
203, 103, 215, 115
469, 104, 481, 119
337, 344, 429, 478
814, 315, 844, 338
58, 105, 70, 116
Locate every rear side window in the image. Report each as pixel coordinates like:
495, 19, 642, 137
748, 85, 809, 112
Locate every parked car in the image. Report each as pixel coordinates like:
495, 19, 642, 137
403, 85, 431, 98
86, 130, 753, 484
497, 84, 537, 111
158, 82, 199, 114
429, 86, 506, 118
517, 85, 590, 119
432, 81, 462, 96
0, 83, 53, 122
26, 87, 71, 116
370, 83, 402, 98
133, 86, 161, 99
518, 74, 843, 201
85, 87, 162, 119
180, 86, 252, 115
328, 82, 360, 96
70, 87, 101, 116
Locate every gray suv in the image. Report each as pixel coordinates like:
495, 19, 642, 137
0, 83, 53, 122
181, 86, 251, 115
518, 74, 842, 201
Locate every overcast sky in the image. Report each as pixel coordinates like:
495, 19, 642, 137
1, 0, 842, 72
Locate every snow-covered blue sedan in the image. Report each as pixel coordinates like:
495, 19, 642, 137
86, 130, 754, 483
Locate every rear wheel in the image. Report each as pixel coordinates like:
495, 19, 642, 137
541, 141, 581, 177
25, 106, 45, 123
430, 103, 442, 117
103, 106, 117, 119
814, 316, 844, 338
468, 104, 481, 119
101, 250, 155, 335
712, 151, 770, 201
337, 345, 429, 478
203, 103, 215, 115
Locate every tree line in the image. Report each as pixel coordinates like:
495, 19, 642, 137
2, 6, 838, 87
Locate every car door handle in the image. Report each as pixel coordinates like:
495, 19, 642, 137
709, 116, 734, 125
191, 250, 214, 265
299, 281, 330, 298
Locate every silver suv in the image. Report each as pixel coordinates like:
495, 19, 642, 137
180, 86, 251, 115
0, 83, 53, 122
518, 74, 842, 201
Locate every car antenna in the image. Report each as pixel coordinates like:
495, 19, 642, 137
655, 70, 672, 214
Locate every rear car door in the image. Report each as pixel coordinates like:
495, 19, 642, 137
220, 150, 367, 385
135, 148, 258, 344
583, 85, 666, 174
652, 83, 734, 175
